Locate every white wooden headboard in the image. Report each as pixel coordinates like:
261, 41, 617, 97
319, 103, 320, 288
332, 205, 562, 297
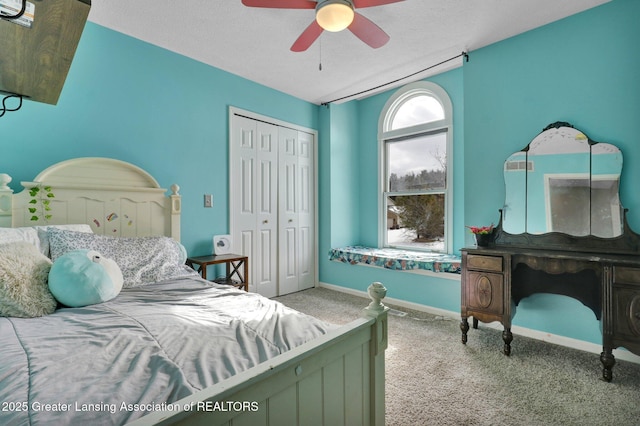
0, 158, 181, 240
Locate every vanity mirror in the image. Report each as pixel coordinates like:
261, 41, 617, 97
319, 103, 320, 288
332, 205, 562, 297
502, 122, 623, 238
493, 122, 639, 253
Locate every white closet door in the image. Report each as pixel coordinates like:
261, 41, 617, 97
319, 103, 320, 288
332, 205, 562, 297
231, 116, 278, 297
230, 108, 316, 297
255, 121, 279, 297
278, 127, 300, 295
297, 131, 315, 291
278, 129, 315, 295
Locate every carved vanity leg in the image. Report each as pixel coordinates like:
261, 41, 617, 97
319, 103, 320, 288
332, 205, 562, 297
460, 318, 469, 344
473, 318, 479, 329
502, 327, 513, 356
600, 348, 615, 382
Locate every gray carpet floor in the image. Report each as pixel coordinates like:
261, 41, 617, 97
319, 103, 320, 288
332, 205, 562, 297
275, 287, 640, 426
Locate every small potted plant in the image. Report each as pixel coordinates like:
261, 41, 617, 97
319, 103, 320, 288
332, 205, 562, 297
466, 224, 494, 247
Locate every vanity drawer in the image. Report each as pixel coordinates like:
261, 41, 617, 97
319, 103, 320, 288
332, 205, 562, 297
614, 266, 640, 284
467, 255, 503, 273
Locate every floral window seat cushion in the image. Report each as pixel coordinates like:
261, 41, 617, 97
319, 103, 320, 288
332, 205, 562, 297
329, 246, 461, 274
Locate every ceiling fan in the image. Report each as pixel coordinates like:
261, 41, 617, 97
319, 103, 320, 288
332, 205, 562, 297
241, 0, 404, 52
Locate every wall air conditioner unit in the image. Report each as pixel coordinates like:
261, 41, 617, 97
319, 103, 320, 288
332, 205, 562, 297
0, 0, 91, 105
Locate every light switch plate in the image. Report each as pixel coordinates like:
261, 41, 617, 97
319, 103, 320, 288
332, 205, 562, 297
204, 194, 213, 208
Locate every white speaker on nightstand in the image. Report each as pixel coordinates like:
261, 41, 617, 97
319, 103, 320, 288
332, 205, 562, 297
213, 235, 232, 255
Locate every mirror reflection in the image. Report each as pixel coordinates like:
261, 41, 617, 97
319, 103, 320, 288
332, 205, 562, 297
503, 123, 623, 238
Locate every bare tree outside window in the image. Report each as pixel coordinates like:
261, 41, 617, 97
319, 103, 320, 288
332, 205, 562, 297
385, 132, 447, 251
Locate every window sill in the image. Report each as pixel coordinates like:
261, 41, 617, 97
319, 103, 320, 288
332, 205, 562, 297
329, 246, 461, 277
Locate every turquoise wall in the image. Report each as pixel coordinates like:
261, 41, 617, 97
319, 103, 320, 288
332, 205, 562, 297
321, 0, 640, 345
318, 67, 465, 315
4, 0, 639, 347
328, 102, 360, 248
463, 0, 640, 343
317, 102, 361, 293
2, 23, 319, 257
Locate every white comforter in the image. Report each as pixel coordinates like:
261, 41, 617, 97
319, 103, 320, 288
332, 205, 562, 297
0, 278, 331, 425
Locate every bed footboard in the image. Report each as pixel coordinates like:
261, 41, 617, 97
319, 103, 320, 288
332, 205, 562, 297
131, 282, 389, 426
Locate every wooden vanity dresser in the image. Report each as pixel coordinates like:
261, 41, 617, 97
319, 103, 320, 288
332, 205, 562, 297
460, 122, 640, 381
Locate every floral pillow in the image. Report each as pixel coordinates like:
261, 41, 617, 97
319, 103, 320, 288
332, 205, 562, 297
35, 224, 93, 257
47, 228, 196, 288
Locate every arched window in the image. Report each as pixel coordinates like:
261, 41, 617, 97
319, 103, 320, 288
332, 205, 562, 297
379, 82, 453, 252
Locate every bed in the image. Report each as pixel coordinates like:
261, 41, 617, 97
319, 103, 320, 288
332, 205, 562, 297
0, 158, 389, 426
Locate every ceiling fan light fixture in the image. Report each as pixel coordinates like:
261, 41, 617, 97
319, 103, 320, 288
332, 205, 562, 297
315, 0, 354, 32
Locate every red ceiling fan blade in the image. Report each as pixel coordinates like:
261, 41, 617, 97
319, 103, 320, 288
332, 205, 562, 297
291, 20, 324, 52
348, 12, 390, 48
352, 0, 404, 8
241, 0, 315, 9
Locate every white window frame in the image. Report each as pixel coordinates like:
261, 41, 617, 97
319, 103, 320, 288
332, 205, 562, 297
378, 81, 454, 253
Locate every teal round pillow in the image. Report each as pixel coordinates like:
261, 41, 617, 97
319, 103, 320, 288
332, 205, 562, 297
48, 249, 123, 307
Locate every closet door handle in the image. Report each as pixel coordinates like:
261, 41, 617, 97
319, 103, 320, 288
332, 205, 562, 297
288, 219, 293, 223
262, 220, 268, 224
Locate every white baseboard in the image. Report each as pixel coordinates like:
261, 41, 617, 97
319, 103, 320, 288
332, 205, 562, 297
317, 282, 640, 365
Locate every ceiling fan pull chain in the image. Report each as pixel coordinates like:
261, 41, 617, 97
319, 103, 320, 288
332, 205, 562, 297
319, 37, 323, 71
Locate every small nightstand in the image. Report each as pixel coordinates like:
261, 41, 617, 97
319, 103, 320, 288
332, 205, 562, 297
186, 254, 249, 291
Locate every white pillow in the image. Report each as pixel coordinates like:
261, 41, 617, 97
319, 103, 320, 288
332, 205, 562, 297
0, 242, 57, 318
0, 227, 41, 249
48, 228, 196, 288
0, 224, 93, 257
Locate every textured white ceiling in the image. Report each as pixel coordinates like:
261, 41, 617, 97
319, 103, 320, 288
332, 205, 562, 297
87, 0, 610, 105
